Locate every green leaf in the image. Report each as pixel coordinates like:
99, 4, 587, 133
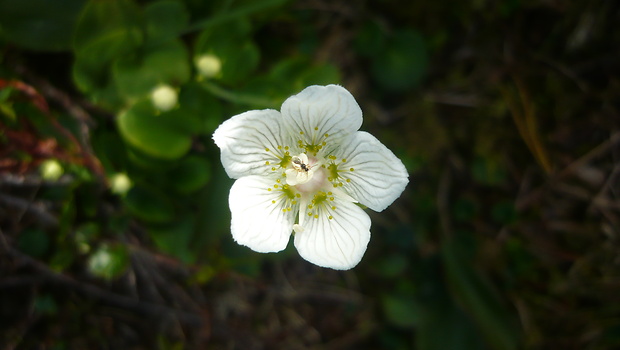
72, 0, 143, 92
117, 100, 192, 160
125, 146, 178, 171
73, 0, 142, 54
148, 215, 196, 263
177, 83, 223, 134
87, 244, 129, 280
185, 0, 288, 33
442, 234, 521, 350
124, 185, 176, 223
113, 40, 190, 98
144, 0, 189, 43
170, 156, 210, 194
72, 56, 110, 93
0, 0, 86, 51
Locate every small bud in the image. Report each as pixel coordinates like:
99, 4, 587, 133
40, 159, 63, 181
110, 173, 132, 195
151, 85, 178, 112
195, 54, 222, 78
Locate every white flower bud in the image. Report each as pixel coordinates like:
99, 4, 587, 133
195, 54, 222, 78
110, 173, 132, 195
151, 85, 178, 112
40, 159, 63, 181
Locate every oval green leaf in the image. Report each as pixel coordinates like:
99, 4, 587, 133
124, 185, 175, 223
117, 100, 192, 160
170, 156, 210, 194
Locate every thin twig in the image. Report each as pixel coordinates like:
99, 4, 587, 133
0, 193, 58, 228
2, 247, 206, 327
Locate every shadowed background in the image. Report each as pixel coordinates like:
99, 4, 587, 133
0, 0, 619, 349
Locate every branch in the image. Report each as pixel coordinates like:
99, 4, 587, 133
1, 247, 207, 327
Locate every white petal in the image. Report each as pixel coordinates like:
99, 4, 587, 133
281, 85, 362, 146
213, 109, 293, 179
334, 131, 409, 212
229, 175, 294, 253
294, 199, 371, 270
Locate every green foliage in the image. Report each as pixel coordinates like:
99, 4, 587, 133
149, 215, 196, 263
117, 100, 192, 159
112, 40, 190, 98
171, 156, 211, 194
0, 0, 86, 51
124, 185, 176, 223
143, 0, 189, 43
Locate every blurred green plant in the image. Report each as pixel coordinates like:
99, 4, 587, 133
0, 0, 345, 268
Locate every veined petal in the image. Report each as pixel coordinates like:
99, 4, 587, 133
334, 131, 409, 212
213, 109, 293, 179
294, 198, 371, 270
281, 85, 362, 146
229, 175, 295, 253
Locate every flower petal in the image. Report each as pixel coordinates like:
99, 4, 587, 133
334, 131, 409, 212
281, 85, 362, 145
213, 109, 293, 179
294, 199, 371, 270
229, 175, 294, 253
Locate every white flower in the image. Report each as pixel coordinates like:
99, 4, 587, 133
213, 85, 408, 270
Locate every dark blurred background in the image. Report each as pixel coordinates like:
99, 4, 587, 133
0, 0, 619, 349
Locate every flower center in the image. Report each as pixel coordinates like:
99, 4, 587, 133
285, 153, 323, 189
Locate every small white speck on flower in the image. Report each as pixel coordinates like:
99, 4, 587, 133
213, 85, 409, 270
